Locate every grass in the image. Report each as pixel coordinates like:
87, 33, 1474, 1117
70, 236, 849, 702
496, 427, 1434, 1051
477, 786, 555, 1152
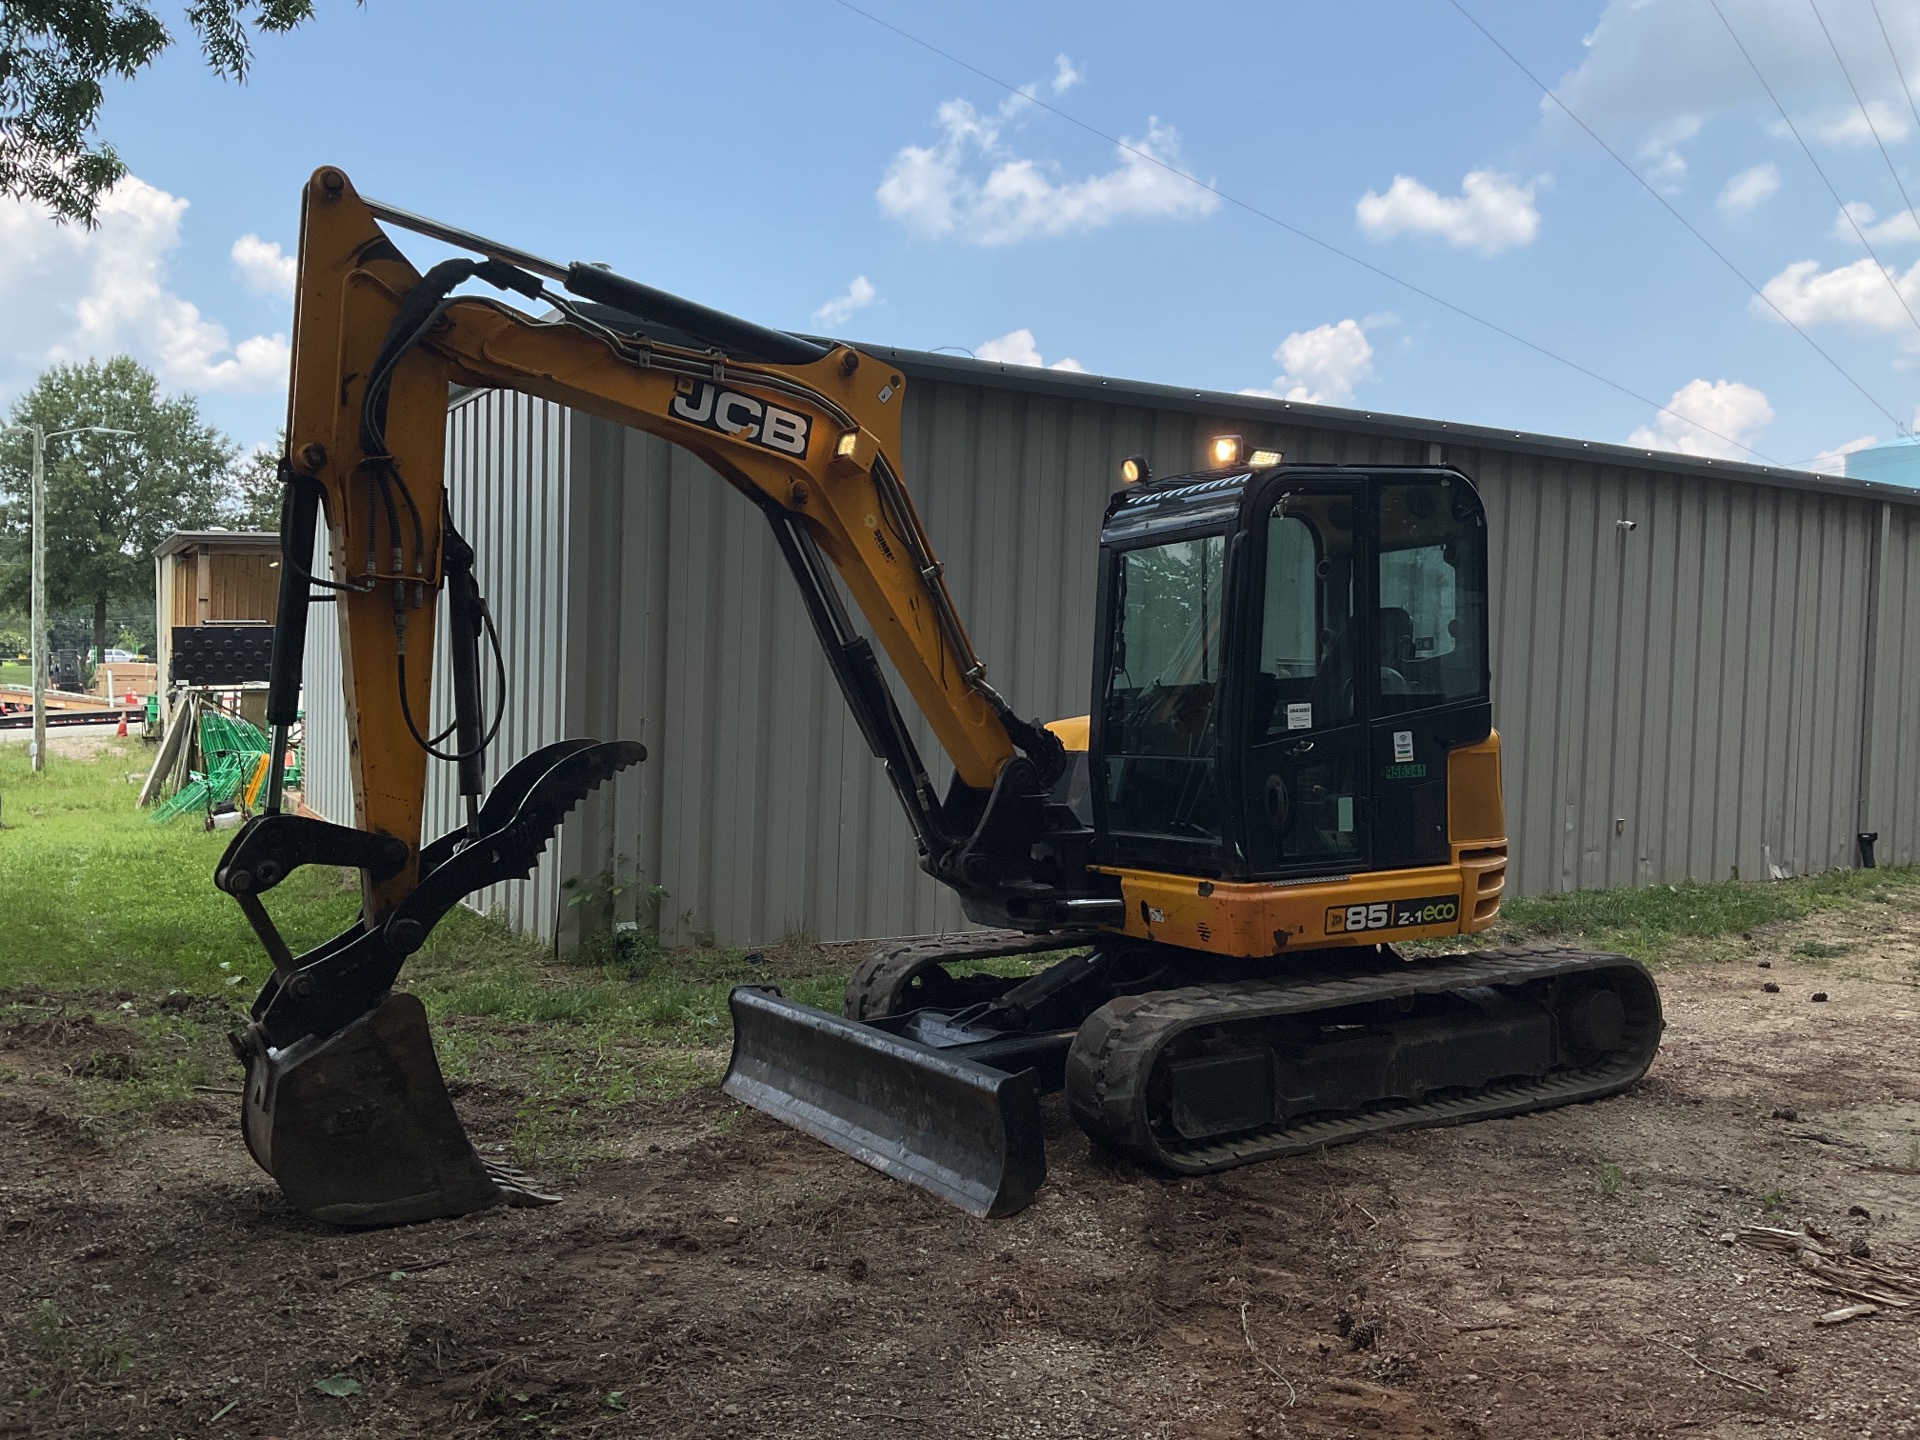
1486, 867, 1918, 964
1791, 939, 1855, 960
21, 1301, 136, 1399
0, 739, 860, 1170
0, 660, 26, 686
1595, 1162, 1624, 1199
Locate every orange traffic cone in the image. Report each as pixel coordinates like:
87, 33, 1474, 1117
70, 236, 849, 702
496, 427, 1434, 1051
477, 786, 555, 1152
116, 710, 127, 737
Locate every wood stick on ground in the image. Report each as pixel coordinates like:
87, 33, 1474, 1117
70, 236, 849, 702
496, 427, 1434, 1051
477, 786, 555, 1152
1651, 1338, 1770, 1395
1736, 1225, 1919, 1308
1816, 1304, 1881, 1326
1240, 1302, 1298, 1407
336, 1256, 459, 1290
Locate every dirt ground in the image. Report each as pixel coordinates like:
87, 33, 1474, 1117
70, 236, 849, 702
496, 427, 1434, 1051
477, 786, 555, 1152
3, 900, 1918, 1439
0, 723, 135, 759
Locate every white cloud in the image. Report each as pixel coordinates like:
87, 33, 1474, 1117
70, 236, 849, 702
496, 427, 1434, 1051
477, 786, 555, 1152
812, 275, 878, 328
1830, 201, 1920, 248
1717, 162, 1780, 217
1051, 54, 1083, 94
231, 234, 296, 298
975, 327, 1085, 371
1355, 170, 1541, 255
1240, 319, 1376, 406
1627, 378, 1774, 459
1551, 0, 1920, 149
1808, 433, 1877, 476
1806, 99, 1912, 147
1638, 115, 1701, 192
0, 176, 289, 400
1757, 254, 1920, 336
877, 87, 1218, 245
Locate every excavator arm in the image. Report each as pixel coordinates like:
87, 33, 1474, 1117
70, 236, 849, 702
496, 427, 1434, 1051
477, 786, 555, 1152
216, 168, 1100, 1226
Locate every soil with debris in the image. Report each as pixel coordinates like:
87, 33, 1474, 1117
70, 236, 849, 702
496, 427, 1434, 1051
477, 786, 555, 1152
4, 902, 1919, 1439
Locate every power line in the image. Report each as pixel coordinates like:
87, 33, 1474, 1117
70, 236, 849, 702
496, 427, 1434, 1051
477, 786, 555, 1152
823, 0, 1782, 465
1447, 0, 1904, 431
1807, 0, 1920, 259
1708, 0, 1920, 348
1866, 0, 1920, 141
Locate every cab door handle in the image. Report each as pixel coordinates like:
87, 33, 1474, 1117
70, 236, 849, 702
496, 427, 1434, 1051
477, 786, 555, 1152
1282, 738, 1315, 756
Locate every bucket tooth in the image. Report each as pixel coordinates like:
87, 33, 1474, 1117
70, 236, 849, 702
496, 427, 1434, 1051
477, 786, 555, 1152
241, 992, 520, 1227
722, 986, 1046, 1219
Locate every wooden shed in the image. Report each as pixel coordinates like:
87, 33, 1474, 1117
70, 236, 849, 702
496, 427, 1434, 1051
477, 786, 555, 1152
153, 530, 280, 719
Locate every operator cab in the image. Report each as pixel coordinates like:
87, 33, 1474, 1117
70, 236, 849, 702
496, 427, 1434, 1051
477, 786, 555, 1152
1091, 456, 1491, 881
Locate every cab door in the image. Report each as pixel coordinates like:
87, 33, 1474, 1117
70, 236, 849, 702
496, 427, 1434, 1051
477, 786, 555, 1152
1368, 475, 1493, 868
1238, 480, 1372, 876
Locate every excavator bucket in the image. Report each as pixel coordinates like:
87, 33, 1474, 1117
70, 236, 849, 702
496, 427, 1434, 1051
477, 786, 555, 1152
240, 992, 549, 1227
722, 986, 1046, 1218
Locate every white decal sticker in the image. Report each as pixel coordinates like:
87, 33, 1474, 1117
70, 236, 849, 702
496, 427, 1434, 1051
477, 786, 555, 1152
1338, 795, 1355, 832
1393, 730, 1415, 763
1286, 702, 1313, 730
1147, 907, 1166, 924
670, 380, 811, 458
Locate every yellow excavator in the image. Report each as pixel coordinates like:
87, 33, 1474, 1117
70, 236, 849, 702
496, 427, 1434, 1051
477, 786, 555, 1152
217, 168, 1661, 1226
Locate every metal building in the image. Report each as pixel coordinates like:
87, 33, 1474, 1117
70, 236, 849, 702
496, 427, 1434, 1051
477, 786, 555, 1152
301, 349, 1920, 948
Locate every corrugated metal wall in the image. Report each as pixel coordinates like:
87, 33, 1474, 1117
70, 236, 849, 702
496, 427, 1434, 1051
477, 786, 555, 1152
302, 363, 1920, 948
1865, 501, 1920, 866
303, 390, 579, 941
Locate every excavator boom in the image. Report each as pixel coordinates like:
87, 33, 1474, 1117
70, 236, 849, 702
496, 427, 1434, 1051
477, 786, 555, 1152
222, 167, 1092, 1224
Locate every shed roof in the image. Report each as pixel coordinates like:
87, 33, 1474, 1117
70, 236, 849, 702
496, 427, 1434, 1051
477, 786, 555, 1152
153, 529, 279, 559
853, 342, 1920, 510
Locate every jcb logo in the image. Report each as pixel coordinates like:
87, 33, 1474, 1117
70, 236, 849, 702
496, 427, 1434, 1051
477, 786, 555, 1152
670, 380, 810, 458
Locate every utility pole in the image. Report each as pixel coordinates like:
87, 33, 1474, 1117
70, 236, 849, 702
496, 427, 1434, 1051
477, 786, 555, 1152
30, 425, 45, 772
3, 423, 133, 771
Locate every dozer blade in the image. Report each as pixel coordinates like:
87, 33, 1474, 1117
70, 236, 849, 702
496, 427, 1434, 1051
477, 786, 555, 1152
722, 986, 1046, 1219
240, 992, 554, 1227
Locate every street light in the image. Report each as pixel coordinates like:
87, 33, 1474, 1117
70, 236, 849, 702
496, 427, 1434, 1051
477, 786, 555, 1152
0, 423, 134, 772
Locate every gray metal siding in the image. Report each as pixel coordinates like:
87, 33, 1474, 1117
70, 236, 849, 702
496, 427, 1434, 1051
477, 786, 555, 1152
302, 365, 1920, 949
1866, 502, 1920, 865
301, 390, 577, 942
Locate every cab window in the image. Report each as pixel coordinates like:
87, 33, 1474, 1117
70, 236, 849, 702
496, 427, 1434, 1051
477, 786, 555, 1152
1375, 481, 1488, 713
1103, 534, 1226, 841
1255, 493, 1357, 734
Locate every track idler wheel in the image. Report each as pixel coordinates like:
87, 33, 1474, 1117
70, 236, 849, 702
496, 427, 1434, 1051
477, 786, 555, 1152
844, 951, 966, 1020
237, 992, 555, 1227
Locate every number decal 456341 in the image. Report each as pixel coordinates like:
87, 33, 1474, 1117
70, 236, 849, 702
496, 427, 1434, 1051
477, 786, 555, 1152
1325, 894, 1459, 935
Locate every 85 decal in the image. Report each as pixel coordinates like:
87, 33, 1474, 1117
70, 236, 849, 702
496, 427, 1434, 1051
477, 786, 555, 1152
1325, 894, 1460, 935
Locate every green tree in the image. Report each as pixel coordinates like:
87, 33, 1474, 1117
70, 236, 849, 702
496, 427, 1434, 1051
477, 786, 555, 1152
1, 2, 338, 225
225, 438, 284, 532
0, 356, 234, 665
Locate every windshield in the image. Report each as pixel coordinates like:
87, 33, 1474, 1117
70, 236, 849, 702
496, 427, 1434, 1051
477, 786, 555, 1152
1102, 534, 1226, 842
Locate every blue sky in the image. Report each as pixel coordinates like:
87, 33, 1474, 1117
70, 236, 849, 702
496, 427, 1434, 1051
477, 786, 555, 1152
4, 0, 1919, 473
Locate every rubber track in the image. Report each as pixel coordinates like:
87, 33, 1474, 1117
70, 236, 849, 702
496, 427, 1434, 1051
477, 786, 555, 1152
843, 929, 1098, 1020
1066, 945, 1662, 1174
